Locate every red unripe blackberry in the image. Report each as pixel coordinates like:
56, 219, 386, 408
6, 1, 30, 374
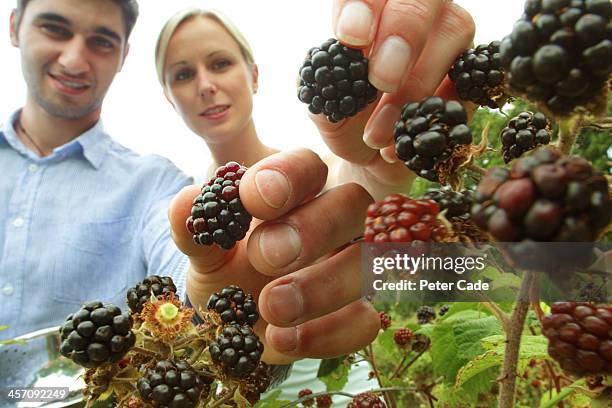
315, 395, 333, 408
393, 328, 414, 347
188, 162, 252, 250
127, 275, 177, 314
298, 38, 378, 123
471, 146, 610, 242
500, 111, 552, 163
394, 97, 473, 182
59, 301, 135, 368
347, 392, 387, 408
137, 359, 211, 408
543, 302, 612, 375
379, 312, 392, 330
417, 306, 437, 325
207, 285, 259, 327
298, 389, 315, 407
449, 41, 508, 108
364, 194, 448, 243
209, 324, 264, 379
500, 0, 612, 115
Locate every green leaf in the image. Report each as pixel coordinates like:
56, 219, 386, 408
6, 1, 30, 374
254, 390, 291, 408
429, 310, 502, 385
0, 325, 8, 331
317, 357, 350, 392
539, 378, 587, 408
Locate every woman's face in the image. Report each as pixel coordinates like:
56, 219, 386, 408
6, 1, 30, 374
163, 16, 257, 143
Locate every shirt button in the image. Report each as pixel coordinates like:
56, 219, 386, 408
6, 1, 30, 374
28, 164, 38, 172
13, 218, 24, 228
3, 285, 14, 296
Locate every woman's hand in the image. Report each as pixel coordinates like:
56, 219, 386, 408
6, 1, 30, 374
314, 0, 476, 200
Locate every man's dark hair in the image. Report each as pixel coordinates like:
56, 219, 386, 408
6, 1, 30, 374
15, 0, 139, 42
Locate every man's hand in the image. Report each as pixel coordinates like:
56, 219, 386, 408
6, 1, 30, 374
316, 0, 476, 199
169, 149, 380, 364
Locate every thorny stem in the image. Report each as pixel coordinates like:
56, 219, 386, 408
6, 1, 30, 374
498, 270, 537, 408
397, 344, 430, 378
365, 344, 397, 408
390, 353, 409, 379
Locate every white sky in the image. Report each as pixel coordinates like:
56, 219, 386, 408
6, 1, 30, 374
0, 1, 525, 178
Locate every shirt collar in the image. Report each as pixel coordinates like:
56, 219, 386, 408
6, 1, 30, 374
0, 108, 111, 169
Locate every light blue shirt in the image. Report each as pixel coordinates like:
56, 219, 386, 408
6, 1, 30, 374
0, 109, 192, 388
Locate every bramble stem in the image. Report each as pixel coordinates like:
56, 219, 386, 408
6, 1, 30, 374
557, 118, 579, 155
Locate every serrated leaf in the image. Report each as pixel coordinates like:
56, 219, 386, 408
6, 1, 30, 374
317, 357, 350, 392
254, 389, 291, 408
454, 349, 501, 388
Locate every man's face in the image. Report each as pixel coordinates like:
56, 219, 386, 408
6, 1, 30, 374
11, 0, 128, 120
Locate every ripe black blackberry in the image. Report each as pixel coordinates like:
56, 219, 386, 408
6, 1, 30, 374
127, 275, 177, 314
500, 111, 552, 163
239, 362, 271, 405
394, 97, 473, 182
347, 392, 387, 408
207, 285, 259, 327
425, 186, 474, 219
543, 302, 612, 375
137, 359, 211, 408
297, 38, 378, 123
499, 0, 612, 116
417, 306, 437, 325
209, 324, 264, 379
439, 305, 450, 316
187, 162, 252, 250
449, 41, 508, 108
59, 301, 136, 368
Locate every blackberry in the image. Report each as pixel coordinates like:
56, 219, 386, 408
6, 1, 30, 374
379, 311, 392, 330
394, 97, 473, 182
439, 305, 450, 316
347, 392, 387, 408
297, 38, 378, 122
393, 328, 414, 347
127, 275, 177, 314
471, 146, 610, 242
137, 359, 211, 408
364, 194, 449, 243
59, 302, 136, 368
449, 41, 508, 108
187, 162, 252, 250
500, 0, 612, 116
315, 395, 333, 408
239, 362, 271, 405
417, 306, 437, 325
209, 324, 264, 379
207, 285, 259, 327
298, 389, 314, 407
425, 186, 474, 219
543, 302, 612, 375
500, 111, 552, 163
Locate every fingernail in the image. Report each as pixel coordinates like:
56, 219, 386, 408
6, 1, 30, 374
363, 104, 401, 149
370, 36, 413, 93
336, 1, 375, 47
269, 326, 297, 352
255, 169, 290, 209
268, 283, 304, 324
259, 223, 302, 268
380, 146, 398, 164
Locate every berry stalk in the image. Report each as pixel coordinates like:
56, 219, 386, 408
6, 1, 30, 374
557, 117, 579, 155
498, 270, 538, 408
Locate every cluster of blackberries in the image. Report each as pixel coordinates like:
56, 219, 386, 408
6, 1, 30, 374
500, 0, 612, 115
59, 302, 135, 368
425, 186, 474, 220
207, 285, 259, 327
127, 275, 177, 314
298, 38, 378, 122
449, 41, 508, 108
543, 302, 612, 374
417, 306, 437, 325
187, 162, 252, 250
208, 324, 264, 379
364, 194, 444, 243
500, 111, 552, 163
471, 146, 610, 242
394, 97, 473, 182
137, 359, 211, 408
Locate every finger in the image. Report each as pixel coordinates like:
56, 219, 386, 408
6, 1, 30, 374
363, 1, 476, 149
368, 0, 446, 93
332, 0, 386, 48
265, 299, 380, 359
247, 184, 372, 276
258, 244, 368, 327
240, 148, 328, 220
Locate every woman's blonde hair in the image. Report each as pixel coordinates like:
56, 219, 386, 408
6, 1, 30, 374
155, 8, 255, 86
